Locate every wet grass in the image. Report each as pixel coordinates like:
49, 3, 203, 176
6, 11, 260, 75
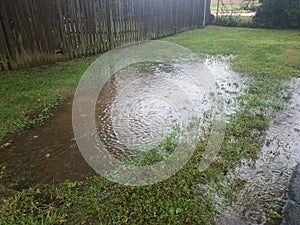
166, 26, 300, 223
1, 26, 300, 224
166, 26, 300, 78
0, 58, 95, 145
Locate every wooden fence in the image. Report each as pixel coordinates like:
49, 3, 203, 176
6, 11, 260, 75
0, 0, 210, 71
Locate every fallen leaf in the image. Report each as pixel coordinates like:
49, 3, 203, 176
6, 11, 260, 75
0, 142, 12, 149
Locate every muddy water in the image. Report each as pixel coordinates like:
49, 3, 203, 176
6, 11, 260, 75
0, 56, 246, 197
217, 78, 300, 225
95, 62, 208, 156
95, 58, 246, 158
0, 98, 94, 197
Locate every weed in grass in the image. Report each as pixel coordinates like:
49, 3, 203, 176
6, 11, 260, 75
161, 124, 181, 153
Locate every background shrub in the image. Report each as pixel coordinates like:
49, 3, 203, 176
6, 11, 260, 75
213, 15, 254, 27
254, 0, 300, 28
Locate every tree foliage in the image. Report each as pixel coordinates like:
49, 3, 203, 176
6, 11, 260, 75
254, 0, 300, 28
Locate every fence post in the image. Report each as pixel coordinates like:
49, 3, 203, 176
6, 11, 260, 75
172, 0, 178, 33
55, 0, 70, 59
0, 12, 10, 70
105, 0, 112, 50
203, 0, 207, 27
216, 0, 220, 18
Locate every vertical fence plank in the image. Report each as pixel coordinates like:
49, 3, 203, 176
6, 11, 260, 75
0, 0, 209, 71
0, 10, 10, 70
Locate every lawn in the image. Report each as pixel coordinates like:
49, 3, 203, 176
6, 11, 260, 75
0, 26, 300, 224
211, 3, 243, 11
0, 58, 96, 145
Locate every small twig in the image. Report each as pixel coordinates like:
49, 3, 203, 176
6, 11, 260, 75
31, 201, 41, 212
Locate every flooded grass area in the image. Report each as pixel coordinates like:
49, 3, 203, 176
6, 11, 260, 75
0, 26, 300, 224
0, 55, 247, 224
216, 78, 300, 224
0, 55, 246, 194
95, 56, 247, 160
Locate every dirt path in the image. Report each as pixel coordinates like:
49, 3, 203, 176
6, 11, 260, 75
0, 97, 94, 197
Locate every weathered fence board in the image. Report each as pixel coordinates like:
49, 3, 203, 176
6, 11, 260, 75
0, 0, 210, 71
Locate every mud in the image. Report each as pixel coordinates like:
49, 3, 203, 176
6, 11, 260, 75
0, 98, 94, 197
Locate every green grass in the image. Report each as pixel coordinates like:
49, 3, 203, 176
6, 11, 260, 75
0, 58, 95, 144
165, 26, 300, 77
1, 26, 300, 224
211, 3, 243, 11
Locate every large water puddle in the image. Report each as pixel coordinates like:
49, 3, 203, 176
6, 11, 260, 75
95, 56, 247, 159
216, 78, 300, 225
0, 55, 246, 197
